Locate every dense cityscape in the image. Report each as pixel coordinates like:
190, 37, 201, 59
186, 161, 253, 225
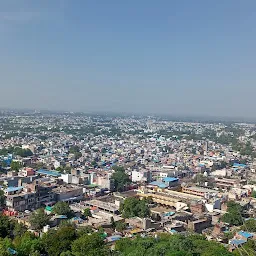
0, 110, 255, 255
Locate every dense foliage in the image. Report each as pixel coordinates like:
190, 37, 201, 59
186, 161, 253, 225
0, 214, 245, 256
0, 147, 33, 157
0, 190, 5, 208
112, 166, 131, 192
221, 201, 243, 226
10, 161, 22, 171
29, 209, 50, 230
83, 208, 92, 219
115, 234, 233, 256
120, 197, 150, 218
53, 202, 73, 217
242, 219, 256, 232
232, 239, 256, 256
42, 224, 77, 256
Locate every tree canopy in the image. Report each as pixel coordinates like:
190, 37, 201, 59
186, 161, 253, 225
221, 201, 243, 226
71, 232, 106, 256
242, 219, 256, 232
29, 208, 50, 230
120, 197, 150, 218
115, 234, 232, 256
83, 208, 92, 219
10, 161, 22, 171
112, 166, 131, 192
0, 190, 5, 208
0, 214, 14, 238
53, 202, 73, 217
0, 147, 33, 157
42, 225, 77, 256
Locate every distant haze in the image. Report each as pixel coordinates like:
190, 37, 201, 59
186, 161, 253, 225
0, 1, 256, 118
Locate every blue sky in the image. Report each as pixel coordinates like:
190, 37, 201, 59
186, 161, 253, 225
0, 1, 256, 117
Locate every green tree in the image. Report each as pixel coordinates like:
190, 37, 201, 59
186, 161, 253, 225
0, 237, 13, 256
0, 190, 5, 208
60, 251, 73, 256
15, 232, 42, 256
120, 197, 150, 218
69, 146, 80, 154
77, 226, 94, 237
13, 222, 27, 237
114, 234, 232, 256
193, 174, 207, 184
0, 214, 13, 238
235, 239, 256, 256
29, 208, 50, 231
0, 161, 7, 168
56, 166, 65, 173
30, 251, 41, 256
110, 216, 116, 230
74, 152, 82, 160
115, 221, 127, 232
112, 167, 130, 192
71, 233, 106, 256
10, 161, 22, 171
12, 147, 33, 157
112, 166, 125, 172
221, 201, 243, 226
42, 225, 77, 256
145, 196, 153, 204
223, 231, 235, 241
242, 219, 256, 232
36, 162, 45, 170
53, 202, 73, 217
83, 208, 92, 219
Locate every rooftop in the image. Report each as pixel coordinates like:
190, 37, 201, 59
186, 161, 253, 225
184, 186, 217, 193
149, 181, 168, 188
52, 185, 81, 193
233, 163, 247, 168
163, 177, 179, 182
229, 239, 247, 246
107, 235, 122, 242
238, 231, 253, 239
5, 186, 24, 193
36, 169, 61, 177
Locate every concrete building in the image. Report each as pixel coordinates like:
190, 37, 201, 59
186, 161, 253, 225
131, 170, 151, 183
190, 201, 205, 214
188, 218, 212, 233
182, 186, 217, 198
52, 185, 83, 202
96, 175, 115, 191
5, 180, 57, 212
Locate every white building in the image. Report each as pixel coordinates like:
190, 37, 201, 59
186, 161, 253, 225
132, 170, 151, 183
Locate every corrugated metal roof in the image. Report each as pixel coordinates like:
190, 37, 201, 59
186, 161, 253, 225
163, 177, 179, 182
36, 169, 61, 177
149, 181, 168, 188
229, 239, 246, 246
107, 235, 122, 242
238, 231, 253, 238
5, 186, 23, 192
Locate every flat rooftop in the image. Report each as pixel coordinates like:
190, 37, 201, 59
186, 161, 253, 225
114, 190, 138, 199
84, 199, 119, 212
151, 206, 173, 214
5, 186, 23, 193
184, 186, 217, 193
36, 169, 61, 177
52, 185, 82, 193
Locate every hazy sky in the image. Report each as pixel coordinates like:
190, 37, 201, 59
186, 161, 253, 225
0, 1, 256, 117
